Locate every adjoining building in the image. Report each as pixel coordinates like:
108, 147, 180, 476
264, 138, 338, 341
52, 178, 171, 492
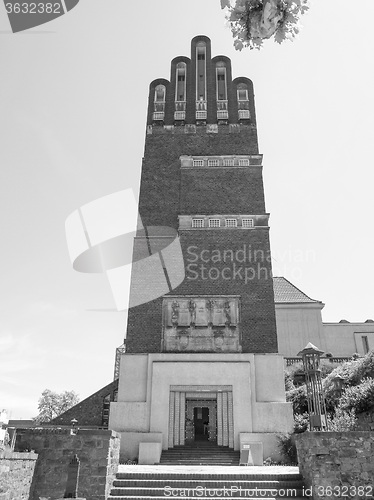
274, 276, 374, 360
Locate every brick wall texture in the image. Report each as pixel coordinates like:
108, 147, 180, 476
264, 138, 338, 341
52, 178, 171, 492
48, 379, 118, 427
14, 428, 120, 500
295, 431, 374, 500
0, 451, 37, 500
126, 35, 278, 355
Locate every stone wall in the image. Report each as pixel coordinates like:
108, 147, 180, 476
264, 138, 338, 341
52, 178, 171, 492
15, 428, 120, 500
0, 450, 37, 500
295, 432, 374, 500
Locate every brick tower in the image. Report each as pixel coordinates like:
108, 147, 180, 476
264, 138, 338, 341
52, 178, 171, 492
110, 36, 292, 463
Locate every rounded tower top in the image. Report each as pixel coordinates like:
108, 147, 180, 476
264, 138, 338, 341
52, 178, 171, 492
146, 35, 256, 129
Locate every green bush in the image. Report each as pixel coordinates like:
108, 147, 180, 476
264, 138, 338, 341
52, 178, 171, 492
277, 434, 297, 465
294, 412, 309, 433
285, 360, 339, 388
339, 377, 374, 413
327, 407, 357, 431
323, 351, 374, 395
286, 384, 308, 414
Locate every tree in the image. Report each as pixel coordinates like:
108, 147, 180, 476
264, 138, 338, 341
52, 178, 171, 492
220, 0, 310, 50
34, 389, 79, 423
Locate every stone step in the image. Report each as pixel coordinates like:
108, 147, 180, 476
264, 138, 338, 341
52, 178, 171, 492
113, 480, 304, 489
109, 497, 306, 500
110, 466, 306, 499
110, 487, 305, 497
115, 472, 303, 481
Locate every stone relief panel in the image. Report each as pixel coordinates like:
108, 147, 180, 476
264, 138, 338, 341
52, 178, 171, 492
162, 296, 241, 352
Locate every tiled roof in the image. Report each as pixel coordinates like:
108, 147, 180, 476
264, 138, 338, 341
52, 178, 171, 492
273, 277, 321, 304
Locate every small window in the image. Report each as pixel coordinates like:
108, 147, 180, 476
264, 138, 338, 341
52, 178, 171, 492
362, 336, 370, 354
193, 159, 204, 167
192, 219, 204, 228
216, 64, 227, 101
176, 62, 186, 102
242, 219, 254, 228
154, 85, 166, 102
238, 159, 250, 166
225, 219, 237, 228
209, 219, 220, 228
207, 159, 219, 167
237, 88, 248, 101
223, 158, 234, 166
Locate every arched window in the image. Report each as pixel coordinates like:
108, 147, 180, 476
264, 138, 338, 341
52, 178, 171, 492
153, 84, 166, 121
216, 62, 228, 120
175, 63, 186, 120
196, 42, 207, 120
237, 83, 250, 120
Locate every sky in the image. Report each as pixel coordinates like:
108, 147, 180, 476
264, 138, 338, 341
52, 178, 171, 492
0, 0, 373, 419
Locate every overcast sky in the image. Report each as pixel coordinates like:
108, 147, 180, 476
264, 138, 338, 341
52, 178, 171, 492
1, 0, 373, 419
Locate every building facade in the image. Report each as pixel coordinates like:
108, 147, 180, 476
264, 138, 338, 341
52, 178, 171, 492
109, 35, 293, 462
273, 277, 374, 359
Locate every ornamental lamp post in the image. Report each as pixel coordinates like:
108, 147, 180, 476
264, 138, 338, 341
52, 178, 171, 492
297, 342, 329, 431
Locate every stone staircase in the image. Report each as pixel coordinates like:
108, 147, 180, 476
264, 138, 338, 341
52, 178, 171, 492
109, 466, 305, 499
160, 442, 240, 466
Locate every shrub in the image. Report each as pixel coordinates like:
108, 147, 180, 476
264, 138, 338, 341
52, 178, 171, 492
327, 407, 357, 431
324, 351, 374, 395
285, 360, 339, 389
339, 377, 374, 413
294, 412, 309, 433
285, 363, 305, 387
286, 385, 308, 414
277, 434, 297, 465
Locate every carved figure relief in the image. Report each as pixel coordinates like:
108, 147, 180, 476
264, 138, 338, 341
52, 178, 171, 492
171, 300, 179, 326
188, 299, 197, 326
224, 300, 231, 326
206, 299, 215, 327
163, 296, 241, 352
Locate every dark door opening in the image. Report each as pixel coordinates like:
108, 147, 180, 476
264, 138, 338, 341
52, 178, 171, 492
194, 407, 209, 441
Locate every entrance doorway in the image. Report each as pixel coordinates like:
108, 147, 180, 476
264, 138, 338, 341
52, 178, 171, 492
194, 406, 209, 441
168, 386, 234, 448
186, 399, 217, 443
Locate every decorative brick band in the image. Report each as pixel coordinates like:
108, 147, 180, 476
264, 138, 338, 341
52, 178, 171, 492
180, 154, 262, 168
178, 214, 269, 230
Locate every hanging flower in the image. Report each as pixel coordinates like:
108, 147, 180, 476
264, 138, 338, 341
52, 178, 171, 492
221, 0, 310, 50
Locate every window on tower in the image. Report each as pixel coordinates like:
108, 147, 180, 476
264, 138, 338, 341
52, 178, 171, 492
209, 219, 221, 228
242, 218, 254, 228
153, 84, 166, 121
175, 62, 186, 121
238, 158, 250, 166
225, 219, 238, 228
192, 219, 205, 228
237, 83, 250, 120
216, 62, 228, 121
196, 42, 207, 120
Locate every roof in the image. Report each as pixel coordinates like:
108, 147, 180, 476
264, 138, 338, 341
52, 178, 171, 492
273, 277, 322, 304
